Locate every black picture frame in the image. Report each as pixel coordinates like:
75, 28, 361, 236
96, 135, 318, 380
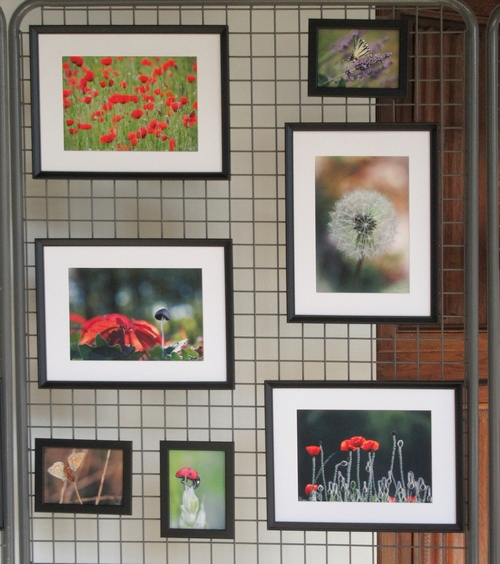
308, 19, 409, 98
160, 440, 235, 538
285, 122, 438, 324
35, 438, 133, 515
29, 24, 230, 179
265, 380, 464, 532
35, 238, 234, 389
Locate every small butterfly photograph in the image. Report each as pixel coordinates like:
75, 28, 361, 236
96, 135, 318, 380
35, 438, 132, 514
308, 19, 409, 98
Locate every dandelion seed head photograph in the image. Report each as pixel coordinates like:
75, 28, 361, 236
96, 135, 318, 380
316, 155, 410, 294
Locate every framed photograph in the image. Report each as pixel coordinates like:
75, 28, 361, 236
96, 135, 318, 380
160, 440, 234, 538
35, 438, 132, 514
308, 19, 409, 98
265, 380, 464, 532
285, 122, 438, 323
35, 238, 234, 389
29, 25, 229, 179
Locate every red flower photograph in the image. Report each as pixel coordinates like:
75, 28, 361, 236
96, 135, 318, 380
35, 239, 233, 388
30, 25, 229, 178
62, 55, 198, 152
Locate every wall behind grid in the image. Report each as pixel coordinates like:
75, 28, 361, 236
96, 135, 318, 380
5, 2, 475, 563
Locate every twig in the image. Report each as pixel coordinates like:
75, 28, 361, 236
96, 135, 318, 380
96, 450, 111, 505
73, 482, 83, 505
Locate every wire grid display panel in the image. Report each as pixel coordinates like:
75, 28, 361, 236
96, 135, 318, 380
12, 2, 471, 564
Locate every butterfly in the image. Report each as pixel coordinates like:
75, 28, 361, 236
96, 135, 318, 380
47, 452, 85, 483
346, 35, 372, 61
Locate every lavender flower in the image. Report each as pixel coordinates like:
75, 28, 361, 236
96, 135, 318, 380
327, 189, 397, 261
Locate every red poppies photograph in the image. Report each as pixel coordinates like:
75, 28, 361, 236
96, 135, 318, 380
62, 55, 198, 152
297, 409, 432, 504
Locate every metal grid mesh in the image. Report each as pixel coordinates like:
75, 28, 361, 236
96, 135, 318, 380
8, 2, 477, 563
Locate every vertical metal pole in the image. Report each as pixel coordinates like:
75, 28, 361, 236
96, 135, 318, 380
0, 6, 15, 564
487, 7, 500, 564
463, 10, 480, 564
8, 4, 32, 563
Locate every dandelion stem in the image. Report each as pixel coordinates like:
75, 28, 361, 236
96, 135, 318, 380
354, 257, 364, 291
96, 449, 111, 505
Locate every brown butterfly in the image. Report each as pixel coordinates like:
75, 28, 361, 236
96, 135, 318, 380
47, 452, 85, 483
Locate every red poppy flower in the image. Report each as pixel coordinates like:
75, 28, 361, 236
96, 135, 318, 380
100, 132, 116, 144
180, 96, 189, 106
361, 440, 379, 452
340, 439, 356, 451
193, 100, 198, 110
84, 71, 94, 82
171, 102, 180, 112
102, 102, 114, 111
108, 79, 114, 87
186, 75, 196, 83
70, 313, 86, 332
63, 98, 72, 109
68, 128, 79, 135
304, 484, 318, 496
349, 436, 366, 448
192, 61, 197, 72
161, 59, 177, 71
78, 123, 92, 130
112, 114, 123, 123
66, 119, 75, 126
306, 445, 321, 456
100, 80, 107, 88
69, 56, 84, 66
101, 57, 113, 66
169, 138, 176, 151
141, 58, 153, 66
80, 313, 161, 353
131, 109, 144, 119
143, 103, 154, 111
63, 89, 73, 97
139, 75, 149, 84
182, 113, 197, 127
120, 81, 127, 89
117, 144, 132, 151
84, 96, 93, 104
108, 93, 126, 104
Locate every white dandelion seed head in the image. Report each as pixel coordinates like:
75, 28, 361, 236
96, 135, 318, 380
327, 189, 398, 261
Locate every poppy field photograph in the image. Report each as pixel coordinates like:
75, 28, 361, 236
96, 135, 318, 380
36, 239, 234, 388
30, 25, 229, 178
316, 155, 410, 295
62, 55, 198, 153
308, 19, 409, 98
35, 438, 132, 515
160, 441, 235, 538
285, 123, 437, 323
297, 409, 432, 504
265, 381, 463, 531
